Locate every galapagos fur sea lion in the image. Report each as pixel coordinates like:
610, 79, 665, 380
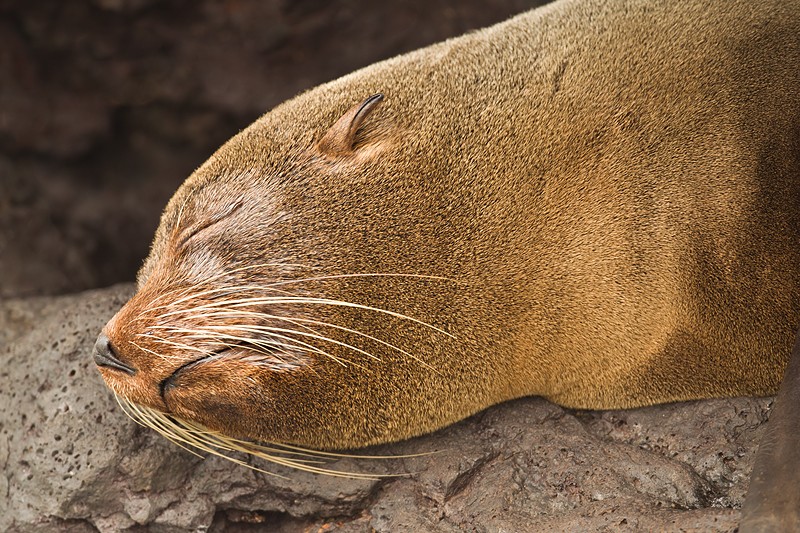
93, 0, 800, 527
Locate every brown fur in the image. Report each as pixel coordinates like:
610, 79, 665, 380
98, 0, 800, 450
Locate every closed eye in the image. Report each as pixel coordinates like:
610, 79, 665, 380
176, 200, 243, 249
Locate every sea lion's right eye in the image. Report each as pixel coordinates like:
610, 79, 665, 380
176, 200, 243, 249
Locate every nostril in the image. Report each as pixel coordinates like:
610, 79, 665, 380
93, 333, 136, 375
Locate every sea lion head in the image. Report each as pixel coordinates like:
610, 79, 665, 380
92, 93, 487, 454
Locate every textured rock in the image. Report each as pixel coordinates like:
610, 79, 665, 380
1, 285, 768, 531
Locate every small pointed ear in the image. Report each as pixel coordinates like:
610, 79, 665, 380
318, 93, 384, 156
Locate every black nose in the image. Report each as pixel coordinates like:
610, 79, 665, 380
93, 333, 136, 375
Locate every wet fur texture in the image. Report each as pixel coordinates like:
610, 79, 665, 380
99, 0, 800, 450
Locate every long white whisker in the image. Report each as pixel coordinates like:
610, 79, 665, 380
145, 285, 295, 319
148, 325, 355, 368
148, 271, 450, 316
129, 340, 174, 362
263, 272, 456, 287
135, 333, 212, 357
185, 314, 438, 373
201, 324, 383, 363
159, 296, 453, 338
117, 398, 395, 479
284, 316, 439, 373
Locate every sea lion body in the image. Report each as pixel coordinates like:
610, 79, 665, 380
97, 0, 800, 454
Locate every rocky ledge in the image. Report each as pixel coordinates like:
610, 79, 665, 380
1, 284, 767, 532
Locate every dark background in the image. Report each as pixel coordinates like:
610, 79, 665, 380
0, 0, 549, 298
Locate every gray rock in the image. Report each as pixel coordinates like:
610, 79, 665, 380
1, 284, 768, 531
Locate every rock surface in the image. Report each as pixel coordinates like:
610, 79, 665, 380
1, 285, 768, 532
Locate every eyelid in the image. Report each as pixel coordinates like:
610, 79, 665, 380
176, 200, 243, 249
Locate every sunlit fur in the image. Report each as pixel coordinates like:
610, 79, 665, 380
97, 0, 800, 476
